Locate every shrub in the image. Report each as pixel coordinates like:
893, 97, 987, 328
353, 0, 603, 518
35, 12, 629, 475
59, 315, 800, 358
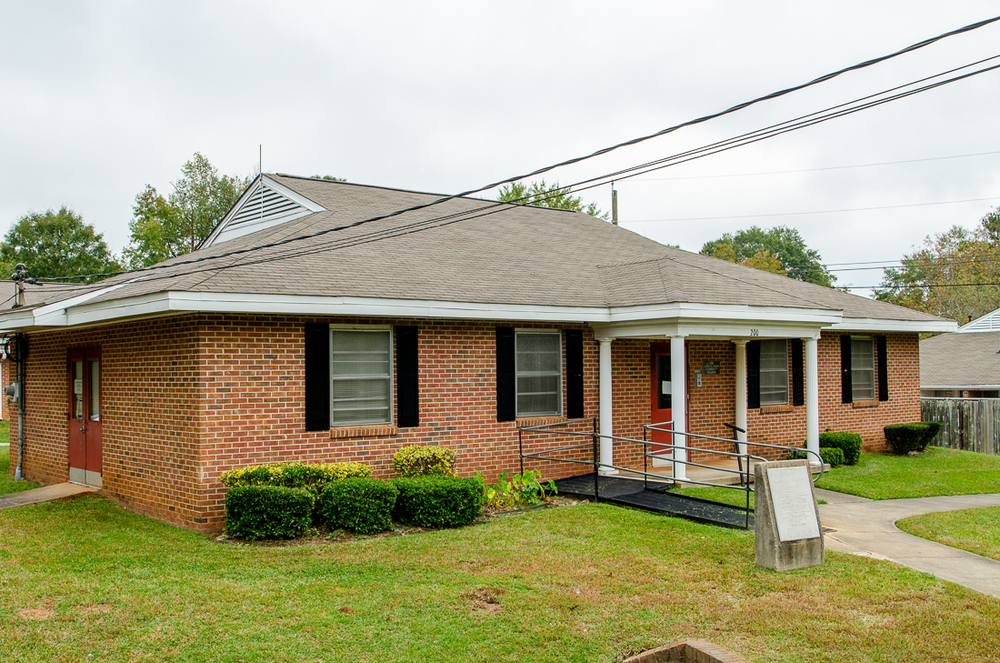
225, 485, 315, 541
818, 431, 863, 466
482, 470, 557, 509
393, 446, 457, 478
884, 422, 943, 455
819, 446, 845, 467
317, 478, 398, 535
393, 476, 483, 528
219, 462, 372, 495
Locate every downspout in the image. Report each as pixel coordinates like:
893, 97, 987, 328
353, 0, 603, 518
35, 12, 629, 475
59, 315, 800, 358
14, 335, 25, 481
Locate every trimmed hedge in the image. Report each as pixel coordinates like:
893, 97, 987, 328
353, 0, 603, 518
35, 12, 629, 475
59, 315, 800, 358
818, 431, 863, 466
393, 446, 457, 478
225, 485, 315, 541
819, 446, 845, 467
219, 462, 372, 495
392, 476, 483, 528
317, 478, 398, 535
884, 422, 942, 455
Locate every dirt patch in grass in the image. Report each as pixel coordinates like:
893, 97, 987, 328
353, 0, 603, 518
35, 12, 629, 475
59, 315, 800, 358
464, 587, 505, 615
80, 604, 112, 614
18, 607, 54, 621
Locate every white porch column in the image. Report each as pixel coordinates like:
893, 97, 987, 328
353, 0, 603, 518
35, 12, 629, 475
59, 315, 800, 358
670, 335, 687, 480
806, 337, 820, 464
598, 337, 618, 475
733, 340, 748, 456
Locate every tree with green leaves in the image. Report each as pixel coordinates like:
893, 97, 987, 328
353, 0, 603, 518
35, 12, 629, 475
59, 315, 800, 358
0, 207, 121, 282
497, 180, 609, 219
123, 153, 250, 269
874, 207, 1000, 323
700, 226, 835, 286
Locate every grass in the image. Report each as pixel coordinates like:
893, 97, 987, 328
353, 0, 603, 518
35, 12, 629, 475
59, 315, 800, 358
1, 496, 1000, 662
814, 447, 1000, 500
669, 485, 755, 510
0, 422, 38, 496
897, 507, 1000, 562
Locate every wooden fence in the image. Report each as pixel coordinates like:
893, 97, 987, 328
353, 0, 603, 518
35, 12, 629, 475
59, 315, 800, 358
921, 398, 1000, 456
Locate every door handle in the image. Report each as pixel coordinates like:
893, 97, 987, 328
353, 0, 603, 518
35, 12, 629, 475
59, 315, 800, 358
80, 426, 85, 433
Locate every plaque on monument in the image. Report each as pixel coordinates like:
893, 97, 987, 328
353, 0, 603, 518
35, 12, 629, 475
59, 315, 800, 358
767, 465, 821, 542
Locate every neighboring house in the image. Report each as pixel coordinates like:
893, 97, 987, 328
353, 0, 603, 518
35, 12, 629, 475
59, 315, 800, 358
920, 309, 1000, 398
0, 175, 954, 531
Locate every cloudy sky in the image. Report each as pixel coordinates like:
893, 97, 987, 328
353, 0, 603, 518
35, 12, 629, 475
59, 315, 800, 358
2, 1, 999, 293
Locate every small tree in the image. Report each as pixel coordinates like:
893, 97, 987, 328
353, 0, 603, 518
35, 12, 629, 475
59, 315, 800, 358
0, 207, 121, 282
497, 180, 609, 219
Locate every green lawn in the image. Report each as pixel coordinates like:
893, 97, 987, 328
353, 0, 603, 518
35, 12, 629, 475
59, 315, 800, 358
897, 507, 1000, 562
1, 496, 999, 662
814, 447, 1000, 500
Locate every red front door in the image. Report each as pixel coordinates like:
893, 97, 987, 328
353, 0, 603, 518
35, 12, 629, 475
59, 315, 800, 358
68, 349, 102, 488
650, 343, 673, 465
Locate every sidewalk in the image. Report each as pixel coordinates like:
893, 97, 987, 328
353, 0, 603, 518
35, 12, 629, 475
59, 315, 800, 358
0, 482, 98, 510
816, 488, 1000, 599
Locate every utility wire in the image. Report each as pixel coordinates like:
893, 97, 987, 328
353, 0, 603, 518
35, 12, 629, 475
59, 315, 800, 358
32, 16, 1000, 286
625, 149, 1000, 181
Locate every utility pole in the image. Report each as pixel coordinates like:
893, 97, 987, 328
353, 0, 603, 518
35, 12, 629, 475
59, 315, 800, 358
611, 183, 619, 225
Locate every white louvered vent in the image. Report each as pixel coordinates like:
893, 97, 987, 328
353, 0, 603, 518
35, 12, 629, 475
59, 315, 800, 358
206, 176, 324, 247
228, 181, 304, 229
959, 308, 1000, 332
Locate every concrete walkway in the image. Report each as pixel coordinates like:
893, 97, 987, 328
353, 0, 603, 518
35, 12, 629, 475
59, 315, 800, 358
816, 488, 1000, 599
0, 482, 98, 510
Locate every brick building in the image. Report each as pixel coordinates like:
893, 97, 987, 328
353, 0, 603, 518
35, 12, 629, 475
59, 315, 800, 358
0, 175, 954, 531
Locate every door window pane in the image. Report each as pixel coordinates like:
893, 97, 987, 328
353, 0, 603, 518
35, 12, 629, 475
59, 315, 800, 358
73, 361, 84, 419
331, 330, 391, 424
89, 361, 100, 421
515, 332, 561, 416
656, 354, 672, 410
759, 339, 789, 406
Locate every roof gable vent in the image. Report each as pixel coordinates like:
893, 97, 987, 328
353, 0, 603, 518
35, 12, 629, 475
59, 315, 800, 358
959, 308, 1000, 332
203, 175, 325, 247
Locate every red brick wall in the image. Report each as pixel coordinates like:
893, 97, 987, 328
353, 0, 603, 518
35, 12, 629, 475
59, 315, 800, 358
10, 314, 921, 532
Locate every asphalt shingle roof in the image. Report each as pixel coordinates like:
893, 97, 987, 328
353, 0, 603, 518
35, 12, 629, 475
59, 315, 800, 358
1, 175, 949, 324
921, 331, 1000, 388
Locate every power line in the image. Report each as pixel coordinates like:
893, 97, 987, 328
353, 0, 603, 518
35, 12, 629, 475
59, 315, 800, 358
623, 149, 1000, 182
627, 195, 1000, 223
843, 282, 1000, 289
32, 16, 1000, 286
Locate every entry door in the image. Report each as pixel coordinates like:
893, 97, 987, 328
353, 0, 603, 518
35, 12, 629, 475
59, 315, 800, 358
650, 344, 673, 467
68, 349, 102, 488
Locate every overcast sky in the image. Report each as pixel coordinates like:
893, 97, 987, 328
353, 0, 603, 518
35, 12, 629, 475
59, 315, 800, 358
2, 1, 999, 293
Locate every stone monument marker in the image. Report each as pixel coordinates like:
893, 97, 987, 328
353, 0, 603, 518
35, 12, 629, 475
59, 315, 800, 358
754, 459, 824, 571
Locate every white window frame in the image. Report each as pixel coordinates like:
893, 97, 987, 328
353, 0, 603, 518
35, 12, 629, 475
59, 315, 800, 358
851, 335, 875, 401
758, 338, 789, 406
329, 324, 393, 426
515, 329, 563, 417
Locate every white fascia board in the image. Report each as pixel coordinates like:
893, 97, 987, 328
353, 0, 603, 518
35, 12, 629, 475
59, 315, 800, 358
829, 318, 957, 333
63, 291, 610, 326
60, 292, 858, 333
606, 302, 843, 326
0, 309, 43, 333
922, 384, 1000, 390
591, 318, 825, 341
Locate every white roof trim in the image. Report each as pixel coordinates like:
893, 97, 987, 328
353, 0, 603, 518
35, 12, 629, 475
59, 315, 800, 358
0, 290, 951, 336
922, 384, 1000, 390
828, 317, 957, 333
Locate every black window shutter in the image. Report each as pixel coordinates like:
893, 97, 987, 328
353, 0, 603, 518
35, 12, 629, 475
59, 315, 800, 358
304, 323, 330, 431
840, 334, 853, 404
877, 335, 889, 402
396, 325, 419, 427
747, 340, 760, 409
791, 338, 804, 407
496, 327, 516, 422
565, 329, 584, 418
